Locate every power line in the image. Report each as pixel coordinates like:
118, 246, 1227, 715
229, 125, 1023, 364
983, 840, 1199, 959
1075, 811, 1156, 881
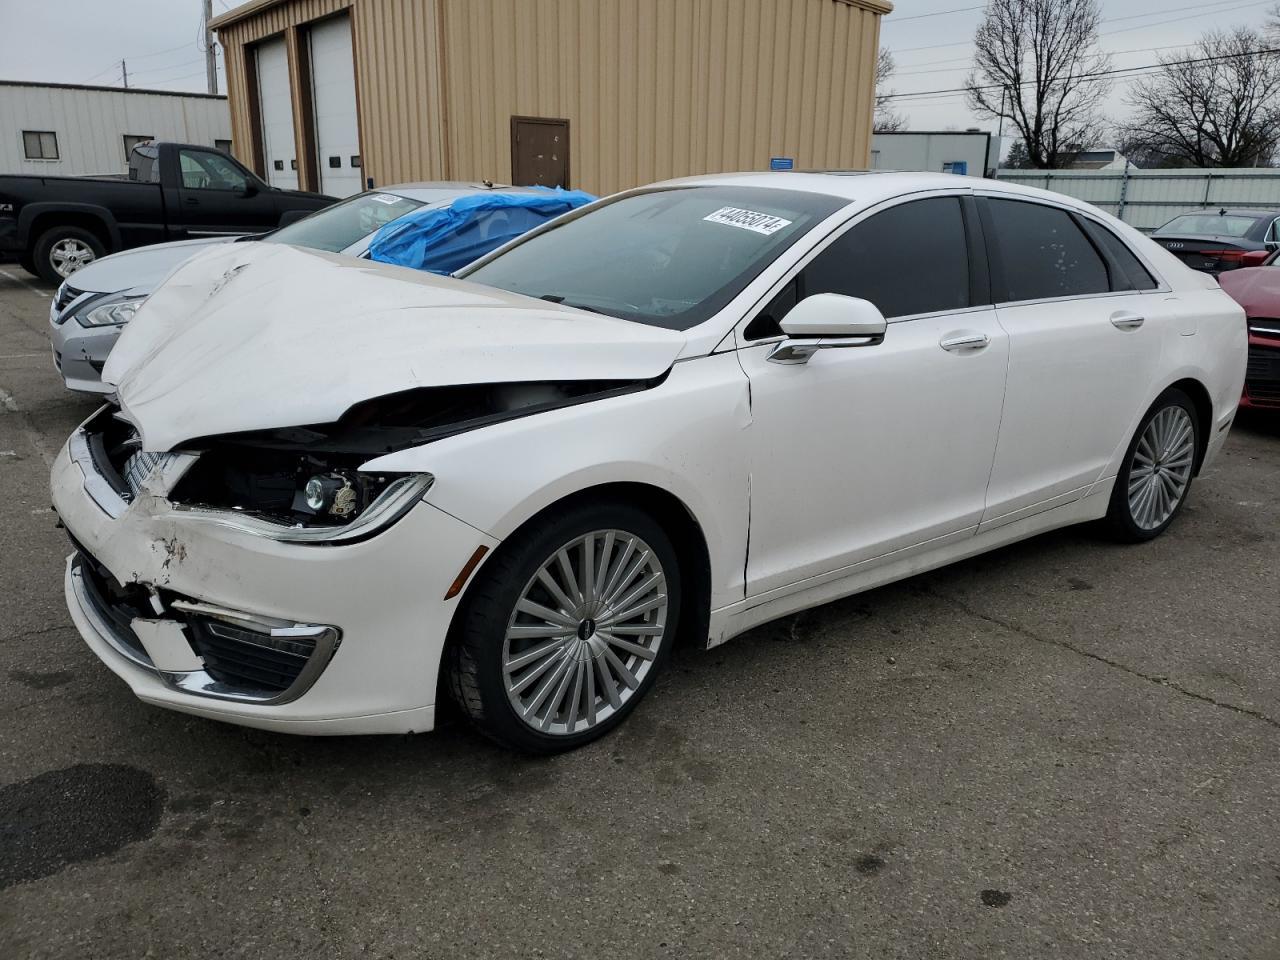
883, 4, 985, 26
883, 45, 1280, 103
889, 0, 1274, 56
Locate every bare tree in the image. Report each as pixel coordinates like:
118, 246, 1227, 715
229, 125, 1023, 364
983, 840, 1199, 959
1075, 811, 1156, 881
874, 48, 906, 133
965, 0, 1111, 169
1120, 28, 1280, 168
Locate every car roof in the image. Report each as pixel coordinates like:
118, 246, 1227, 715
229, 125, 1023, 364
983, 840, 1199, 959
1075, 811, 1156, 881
1164, 208, 1279, 219
379, 182, 546, 205
646, 170, 1098, 211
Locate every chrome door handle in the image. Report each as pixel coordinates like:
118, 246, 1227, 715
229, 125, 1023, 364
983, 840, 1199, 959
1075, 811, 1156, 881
1111, 312, 1145, 330
939, 332, 990, 352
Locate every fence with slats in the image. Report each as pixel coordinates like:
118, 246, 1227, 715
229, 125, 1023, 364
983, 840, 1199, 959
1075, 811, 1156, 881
994, 167, 1280, 232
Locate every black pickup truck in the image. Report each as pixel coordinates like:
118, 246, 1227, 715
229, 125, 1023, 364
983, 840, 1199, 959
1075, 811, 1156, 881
0, 141, 333, 282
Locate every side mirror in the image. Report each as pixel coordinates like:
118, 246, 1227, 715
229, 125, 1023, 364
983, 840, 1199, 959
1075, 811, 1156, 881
770, 293, 887, 364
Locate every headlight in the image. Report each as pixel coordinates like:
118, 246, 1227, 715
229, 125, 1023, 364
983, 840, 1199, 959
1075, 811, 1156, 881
78, 295, 146, 328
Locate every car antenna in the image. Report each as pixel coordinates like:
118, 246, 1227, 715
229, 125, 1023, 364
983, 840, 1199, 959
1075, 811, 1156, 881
1219, 207, 1227, 217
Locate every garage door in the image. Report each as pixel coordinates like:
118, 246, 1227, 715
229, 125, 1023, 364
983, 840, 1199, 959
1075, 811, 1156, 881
256, 38, 297, 190
309, 15, 361, 198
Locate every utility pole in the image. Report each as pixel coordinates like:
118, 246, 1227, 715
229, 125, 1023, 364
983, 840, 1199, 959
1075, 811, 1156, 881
203, 0, 218, 95
121, 59, 128, 88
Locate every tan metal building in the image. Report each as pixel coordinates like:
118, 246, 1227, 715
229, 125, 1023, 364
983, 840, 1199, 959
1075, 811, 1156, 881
211, 0, 891, 198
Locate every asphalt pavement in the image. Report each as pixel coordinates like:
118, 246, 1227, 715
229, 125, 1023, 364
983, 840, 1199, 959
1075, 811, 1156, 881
0, 265, 1277, 959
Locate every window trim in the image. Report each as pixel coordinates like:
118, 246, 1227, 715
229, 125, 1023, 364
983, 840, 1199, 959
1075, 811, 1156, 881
22, 129, 59, 161
974, 192, 1170, 308
734, 188, 988, 345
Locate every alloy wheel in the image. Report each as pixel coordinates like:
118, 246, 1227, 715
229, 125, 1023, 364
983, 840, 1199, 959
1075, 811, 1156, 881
1127, 405, 1195, 531
502, 529, 669, 736
50, 238, 96, 277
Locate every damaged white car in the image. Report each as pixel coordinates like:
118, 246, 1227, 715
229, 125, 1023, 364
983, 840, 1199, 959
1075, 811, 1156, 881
52, 172, 1246, 753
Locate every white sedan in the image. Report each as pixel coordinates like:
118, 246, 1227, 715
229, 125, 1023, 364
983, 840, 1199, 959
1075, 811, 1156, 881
51, 172, 1246, 753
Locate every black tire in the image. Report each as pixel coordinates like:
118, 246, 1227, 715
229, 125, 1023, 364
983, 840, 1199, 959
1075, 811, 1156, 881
447, 499, 682, 754
1103, 387, 1200, 542
17, 251, 38, 277
32, 226, 105, 283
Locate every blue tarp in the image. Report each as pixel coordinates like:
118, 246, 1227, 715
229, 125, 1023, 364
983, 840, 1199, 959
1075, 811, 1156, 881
367, 188, 596, 274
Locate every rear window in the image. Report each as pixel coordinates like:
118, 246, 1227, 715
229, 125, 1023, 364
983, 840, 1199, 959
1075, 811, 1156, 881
1079, 219, 1159, 291
1155, 214, 1258, 238
985, 199, 1110, 302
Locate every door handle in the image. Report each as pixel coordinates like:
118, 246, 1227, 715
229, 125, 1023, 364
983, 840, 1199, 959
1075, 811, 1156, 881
939, 332, 990, 352
1111, 312, 1145, 330
184, 197, 199, 205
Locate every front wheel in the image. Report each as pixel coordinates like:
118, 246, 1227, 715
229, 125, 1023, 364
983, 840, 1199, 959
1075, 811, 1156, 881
447, 501, 681, 753
1104, 388, 1199, 542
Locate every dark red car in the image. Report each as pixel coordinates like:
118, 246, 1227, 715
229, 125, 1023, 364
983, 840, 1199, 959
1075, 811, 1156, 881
1218, 250, 1280, 409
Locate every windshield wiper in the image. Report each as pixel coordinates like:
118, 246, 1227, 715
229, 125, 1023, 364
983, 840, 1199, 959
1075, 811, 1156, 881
537, 293, 606, 316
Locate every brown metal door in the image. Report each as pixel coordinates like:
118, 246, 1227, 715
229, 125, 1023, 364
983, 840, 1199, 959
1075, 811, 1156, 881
511, 116, 570, 187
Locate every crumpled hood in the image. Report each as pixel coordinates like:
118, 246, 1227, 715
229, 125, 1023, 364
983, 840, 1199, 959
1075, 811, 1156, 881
1218, 266, 1280, 319
104, 242, 687, 451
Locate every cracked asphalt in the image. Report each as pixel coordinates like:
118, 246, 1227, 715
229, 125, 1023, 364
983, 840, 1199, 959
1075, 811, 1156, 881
1, 265, 1278, 958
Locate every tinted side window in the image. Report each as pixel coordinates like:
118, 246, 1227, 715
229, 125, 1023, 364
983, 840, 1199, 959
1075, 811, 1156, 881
802, 197, 971, 319
1079, 219, 1159, 291
986, 199, 1109, 302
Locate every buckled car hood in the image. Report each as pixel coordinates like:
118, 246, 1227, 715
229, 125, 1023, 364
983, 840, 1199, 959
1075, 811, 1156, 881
103, 242, 687, 452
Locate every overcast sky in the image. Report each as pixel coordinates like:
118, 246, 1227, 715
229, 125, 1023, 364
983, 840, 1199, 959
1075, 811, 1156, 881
0, 0, 1275, 149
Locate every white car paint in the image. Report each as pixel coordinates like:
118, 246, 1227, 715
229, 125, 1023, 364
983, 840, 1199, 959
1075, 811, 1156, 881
104, 242, 687, 452
52, 171, 1247, 740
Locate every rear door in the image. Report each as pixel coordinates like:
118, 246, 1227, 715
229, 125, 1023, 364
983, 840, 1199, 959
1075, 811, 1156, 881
978, 195, 1170, 529
173, 147, 279, 236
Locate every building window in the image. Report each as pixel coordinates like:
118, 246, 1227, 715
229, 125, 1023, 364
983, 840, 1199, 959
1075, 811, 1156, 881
22, 130, 59, 160
215, 139, 233, 154
122, 134, 153, 162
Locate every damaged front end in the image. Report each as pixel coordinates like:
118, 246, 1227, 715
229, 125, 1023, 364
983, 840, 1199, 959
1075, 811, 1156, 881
130, 378, 658, 544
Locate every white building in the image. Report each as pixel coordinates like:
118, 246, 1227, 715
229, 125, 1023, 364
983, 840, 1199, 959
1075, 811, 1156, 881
0, 81, 232, 177
871, 131, 1001, 178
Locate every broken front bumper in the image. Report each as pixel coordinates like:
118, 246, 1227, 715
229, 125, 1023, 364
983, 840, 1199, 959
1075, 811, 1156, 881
51, 417, 498, 735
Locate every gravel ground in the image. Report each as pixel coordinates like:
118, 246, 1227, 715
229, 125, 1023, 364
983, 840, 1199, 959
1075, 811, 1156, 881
0, 265, 1277, 959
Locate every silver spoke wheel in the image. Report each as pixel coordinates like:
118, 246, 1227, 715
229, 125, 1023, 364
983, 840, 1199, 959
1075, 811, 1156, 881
50, 238, 96, 277
1127, 405, 1195, 531
502, 529, 669, 736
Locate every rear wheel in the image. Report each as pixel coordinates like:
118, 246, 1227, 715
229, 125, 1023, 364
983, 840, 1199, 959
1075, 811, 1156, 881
17, 251, 38, 277
1104, 388, 1199, 542
33, 226, 105, 283
448, 500, 681, 753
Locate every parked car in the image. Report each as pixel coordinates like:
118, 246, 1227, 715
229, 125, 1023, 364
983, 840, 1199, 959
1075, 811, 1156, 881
1151, 208, 1280, 275
52, 172, 1246, 753
49, 182, 586, 393
1218, 249, 1280, 409
0, 141, 333, 282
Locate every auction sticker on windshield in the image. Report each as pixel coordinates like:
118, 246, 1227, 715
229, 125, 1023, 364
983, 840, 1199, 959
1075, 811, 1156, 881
368, 194, 403, 205
702, 206, 793, 236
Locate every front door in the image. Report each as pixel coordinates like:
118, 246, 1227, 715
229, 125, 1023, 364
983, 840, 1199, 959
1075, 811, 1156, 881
977, 196, 1167, 528
740, 195, 1009, 598
174, 147, 279, 236
511, 117, 569, 187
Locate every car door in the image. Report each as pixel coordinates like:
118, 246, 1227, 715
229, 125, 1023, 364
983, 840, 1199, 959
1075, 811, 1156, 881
737, 193, 1010, 599
977, 195, 1169, 529
174, 147, 278, 236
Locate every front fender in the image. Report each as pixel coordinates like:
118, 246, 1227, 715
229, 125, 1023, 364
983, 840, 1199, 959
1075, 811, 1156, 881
363, 352, 753, 611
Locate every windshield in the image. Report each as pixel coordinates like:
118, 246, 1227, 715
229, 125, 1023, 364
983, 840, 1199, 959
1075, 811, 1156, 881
463, 186, 846, 329
266, 191, 424, 252
1156, 214, 1259, 238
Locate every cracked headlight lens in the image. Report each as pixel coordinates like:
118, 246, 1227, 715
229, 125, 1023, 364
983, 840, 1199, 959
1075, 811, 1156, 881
79, 295, 146, 328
